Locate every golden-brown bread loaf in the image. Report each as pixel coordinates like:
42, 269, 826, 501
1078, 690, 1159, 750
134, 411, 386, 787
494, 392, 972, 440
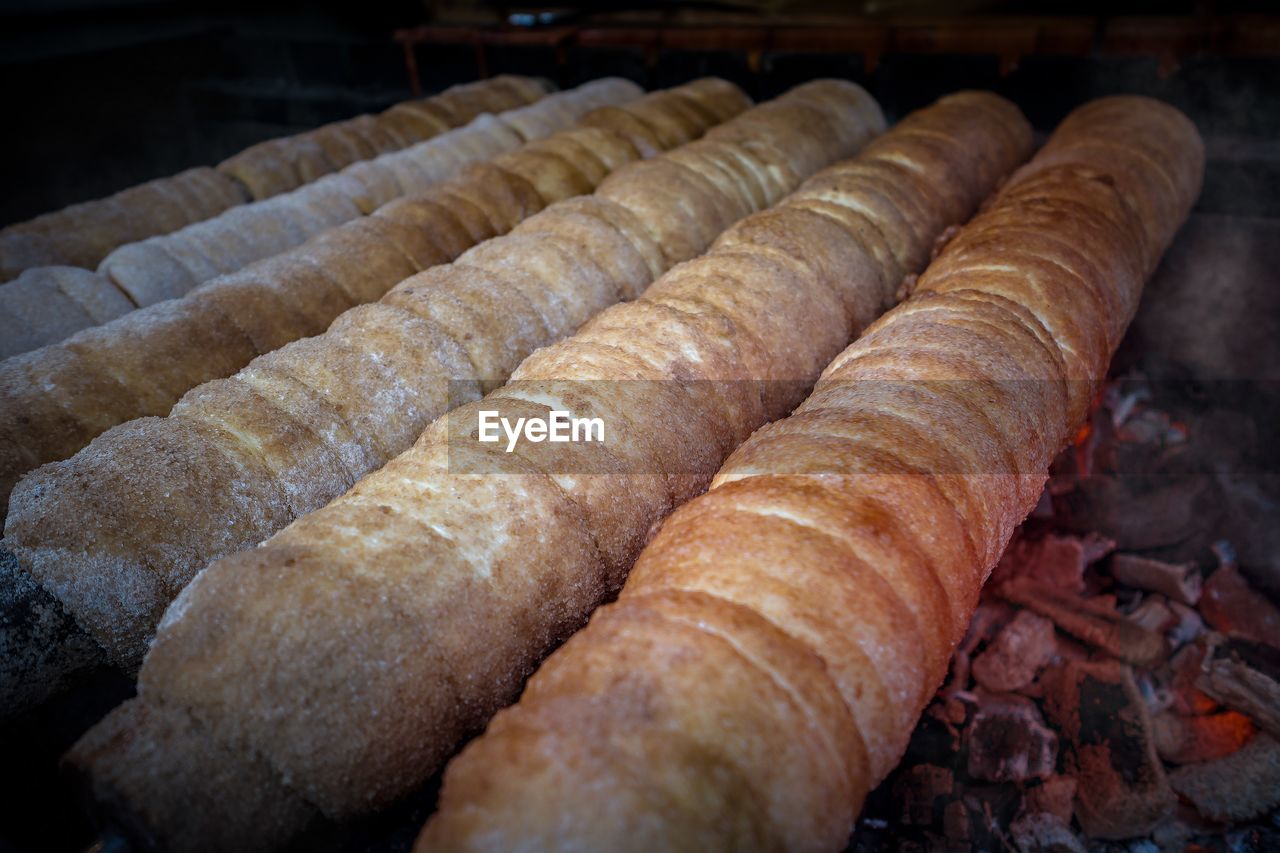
65, 90, 1030, 853
57, 80, 888, 851
416, 96, 1203, 852
4, 80, 807, 677
0, 167, 248, 282
214, 75, 549, 200
0, 81, 717, 520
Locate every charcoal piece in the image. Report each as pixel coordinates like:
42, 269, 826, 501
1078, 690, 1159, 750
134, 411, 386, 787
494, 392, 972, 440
1042, 660, 1175, 839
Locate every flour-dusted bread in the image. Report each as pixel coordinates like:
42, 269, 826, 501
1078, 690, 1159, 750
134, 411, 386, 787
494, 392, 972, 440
497, 77, 640, 142
417, 96, 1203, 853
0, 267, 133, 358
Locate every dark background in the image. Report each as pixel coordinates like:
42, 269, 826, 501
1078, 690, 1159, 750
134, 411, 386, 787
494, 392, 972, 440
2, 0, 1278, 225
0, 2, 1276, 851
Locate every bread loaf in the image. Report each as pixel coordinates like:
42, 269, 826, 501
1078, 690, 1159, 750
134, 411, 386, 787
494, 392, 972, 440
215, 75, 549, 200
0, 80, 722, 521
66, 89, 1025, 852
0, 267, 132, 357
417, 96, 1203, 852
4, 80, 813, 676
0, 168, 248, 282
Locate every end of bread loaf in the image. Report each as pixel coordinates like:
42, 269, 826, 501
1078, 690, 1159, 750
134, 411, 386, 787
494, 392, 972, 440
0, 546, 106, 719
6, 413, 298, 669
66, 698, 322, 851
0, 267, 134, 359
1005, 94, 1204, 274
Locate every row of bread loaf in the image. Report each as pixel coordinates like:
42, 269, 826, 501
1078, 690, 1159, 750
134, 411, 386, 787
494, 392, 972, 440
0, 78, 642, 358
216, 75, 548, 199
0, 79, 748, 542
58, 87, 1032, 852
415, 97, 1206, 851
0, 76, 547, 282
0, 77, 748, 728
0, 120, 516, 359
4, 79, 858, 677
2, 81, 860, 676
